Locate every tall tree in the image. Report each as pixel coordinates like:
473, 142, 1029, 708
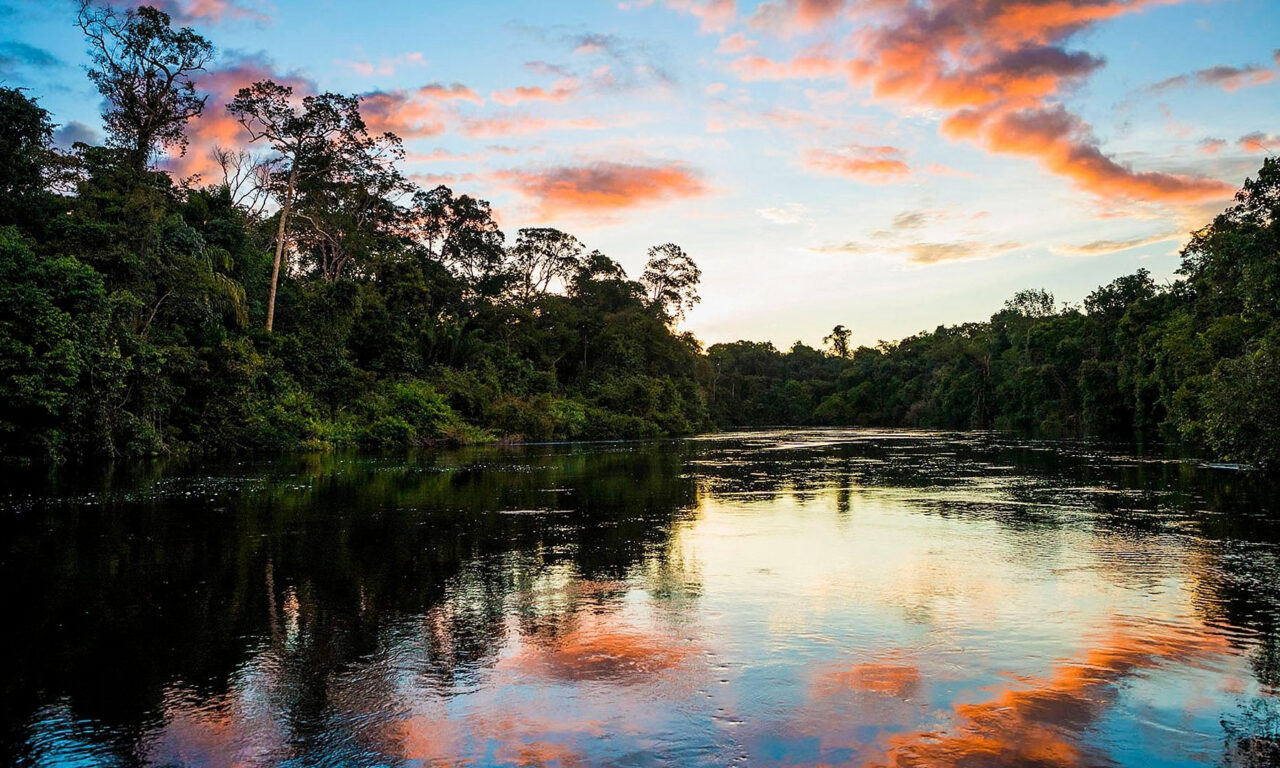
76, 1, 213, 171
1002, 288, 1057, 318
290, 131, 408, 282
407, 185, 506, 293
640, 243, 700, 323
226, 82, 369, 330
823, 325, 852, 359
508, 227, 584, 304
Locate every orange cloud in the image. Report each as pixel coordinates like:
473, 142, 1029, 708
496, 161, 707, 217
1052, 229, 1181, 255
512, 623, 694, 682
1239, 131, 1277, 152
848, 44, 1103, 111
720, 0, 1235, 205
903, 240, 1022, 265
413, 83, 484, 103
815, 663, 921, 699
170, 71, 488, 178
169, 67, 487, 180
853, 1, 1231, 203
1197, 137, 1228, 155
804, 144, 910, 182
811, 238, 1022, 264
943, 104, 1233, 202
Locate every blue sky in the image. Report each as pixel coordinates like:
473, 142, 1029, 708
2, 0, 1278, 347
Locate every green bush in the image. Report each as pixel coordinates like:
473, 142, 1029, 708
365, 415, 415, 448
0, 227, 111, 461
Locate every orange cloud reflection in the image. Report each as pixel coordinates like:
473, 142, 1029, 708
817, 662, 922, 700
509, 613, 696, 682
859, 620, 1230, 768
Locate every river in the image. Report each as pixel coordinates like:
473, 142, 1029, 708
2, 429, 1278, 766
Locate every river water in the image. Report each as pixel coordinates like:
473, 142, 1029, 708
2, 429, 1278, 767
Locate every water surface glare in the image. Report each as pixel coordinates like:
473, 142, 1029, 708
3, 429, 1280, 766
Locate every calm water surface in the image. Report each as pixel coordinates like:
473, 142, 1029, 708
3, 429, 1279, 767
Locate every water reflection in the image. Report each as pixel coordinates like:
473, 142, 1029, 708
848, 619, 1231, 767
1, 430, 1278, 766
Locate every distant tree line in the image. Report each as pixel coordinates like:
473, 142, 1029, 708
2, 3, 1279, 472
703, 158, 1280, 470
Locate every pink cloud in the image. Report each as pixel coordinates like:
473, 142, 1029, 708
730, 50, 844, 81
716, 32, 758, 54
491, 79, 581, 106
1197, 137, 1227, 155
109, 0, 270, 24
335, 52, 426, 77
749, 0, 846, 37
667, 0, 736, 33
461, 115, 605, 139
804, 144, 910, 182
359, 84, 482, 139
924, 162, 978, 178
1146, 63, 1276, 94
163, 54, 313, 178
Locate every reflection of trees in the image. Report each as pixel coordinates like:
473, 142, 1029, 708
0, 443, 699, 765
1223, 697, 1280, 767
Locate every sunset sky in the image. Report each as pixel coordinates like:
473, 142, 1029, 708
4, 0, 1278, 347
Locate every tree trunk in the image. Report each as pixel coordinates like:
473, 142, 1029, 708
265, 165, 296, 332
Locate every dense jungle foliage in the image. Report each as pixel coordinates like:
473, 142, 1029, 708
0, 6, 710, 461
2, 5, 1278, 470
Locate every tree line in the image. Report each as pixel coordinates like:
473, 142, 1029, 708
2, 3, 1278, 471
1, 3, 706, 460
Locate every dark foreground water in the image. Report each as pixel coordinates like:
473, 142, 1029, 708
3, 430, 1280, 767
